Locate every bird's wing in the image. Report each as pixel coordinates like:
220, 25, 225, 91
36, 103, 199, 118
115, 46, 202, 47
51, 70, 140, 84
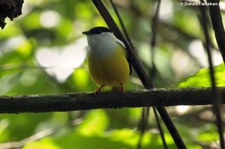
116, 39, 132, 75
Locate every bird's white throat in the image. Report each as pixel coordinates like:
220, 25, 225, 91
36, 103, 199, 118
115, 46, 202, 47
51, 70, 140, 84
87, 32, 123, 58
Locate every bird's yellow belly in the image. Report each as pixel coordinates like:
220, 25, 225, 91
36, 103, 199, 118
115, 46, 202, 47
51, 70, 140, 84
88, 49, 130, 87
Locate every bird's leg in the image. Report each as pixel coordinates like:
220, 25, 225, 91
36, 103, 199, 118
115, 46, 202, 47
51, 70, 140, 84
119, 83, 124, 94
95, 84, 105, 95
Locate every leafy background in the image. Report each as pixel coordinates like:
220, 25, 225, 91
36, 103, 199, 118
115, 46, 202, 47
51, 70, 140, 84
0, 0, 224, 148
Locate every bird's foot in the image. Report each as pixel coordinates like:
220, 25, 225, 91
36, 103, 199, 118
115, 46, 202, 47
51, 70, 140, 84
119, 83, 124, 94
112, 83, 124, 94
95, 84, 105, 95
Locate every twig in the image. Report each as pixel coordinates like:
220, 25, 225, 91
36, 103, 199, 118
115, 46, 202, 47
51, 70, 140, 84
137, 107, 149, 149
153, 108, 168, 149
199, 2, 224, 149
109, 1, 153, 148
206, 0, 225, 61
104, 3, 150, 147
150, 1, 168, 149
1, 88, 225, 113
92, 1, 186, 148
149, 0, 161, 81
109, 0, 134, 50
0, 118, 82, 149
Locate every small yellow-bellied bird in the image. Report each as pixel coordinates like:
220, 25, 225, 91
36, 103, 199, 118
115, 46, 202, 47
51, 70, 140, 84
82, 27, 130, 93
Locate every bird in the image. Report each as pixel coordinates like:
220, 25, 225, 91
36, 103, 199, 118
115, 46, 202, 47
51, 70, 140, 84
82, 26, 130, 93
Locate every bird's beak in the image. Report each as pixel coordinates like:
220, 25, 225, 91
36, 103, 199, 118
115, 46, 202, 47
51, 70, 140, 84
82, 31, 88, 35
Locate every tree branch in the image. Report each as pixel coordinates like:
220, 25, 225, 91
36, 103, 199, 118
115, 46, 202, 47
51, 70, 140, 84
0, 88, 225, 114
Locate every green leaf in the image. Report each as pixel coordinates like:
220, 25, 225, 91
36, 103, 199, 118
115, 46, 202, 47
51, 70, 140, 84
178, 63, 225, 87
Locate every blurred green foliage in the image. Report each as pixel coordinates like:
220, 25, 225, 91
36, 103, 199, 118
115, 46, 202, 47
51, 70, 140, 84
0, 0, 224, 148
178, 63, 225, 87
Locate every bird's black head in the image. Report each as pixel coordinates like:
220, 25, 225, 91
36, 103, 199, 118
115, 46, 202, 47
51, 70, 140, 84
82, 26, 111, 35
